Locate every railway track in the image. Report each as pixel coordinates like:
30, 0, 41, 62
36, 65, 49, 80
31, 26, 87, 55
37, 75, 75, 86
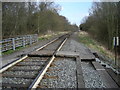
1, 32, 120, 89
0, 33, 70, 89
36, 57, 78, 89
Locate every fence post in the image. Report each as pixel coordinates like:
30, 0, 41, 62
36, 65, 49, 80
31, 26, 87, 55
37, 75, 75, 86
24, 36, 27, 46
0, 41, 2, 54
22, 37, 25, 47
1, 34, 38, 53
36, 34, 38, 42
12, 38, 15, 50
29, 35, 32, 45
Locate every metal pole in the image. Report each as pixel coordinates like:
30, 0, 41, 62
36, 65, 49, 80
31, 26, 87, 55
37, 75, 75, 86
38, 10, 39, 34
115, 39, 117, 66
12, 38, 15, 50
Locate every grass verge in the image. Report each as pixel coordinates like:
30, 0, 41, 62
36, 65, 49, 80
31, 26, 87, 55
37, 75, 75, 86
78, 31, 115, 60
2, 46, 27, 56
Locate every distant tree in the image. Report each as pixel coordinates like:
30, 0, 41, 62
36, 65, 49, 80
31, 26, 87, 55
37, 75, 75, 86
2, 2, 75, 38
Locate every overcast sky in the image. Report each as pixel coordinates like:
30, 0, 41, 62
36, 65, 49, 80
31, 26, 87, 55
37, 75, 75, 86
56, 2, 93, 26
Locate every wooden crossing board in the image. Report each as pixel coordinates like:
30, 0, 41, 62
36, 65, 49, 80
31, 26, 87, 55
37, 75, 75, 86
28, 50, 79, 58
92, 61, 119, 88
92, 61, 105, 70
76, 57, 85, 88
106, 68, 120, 87
56, 51, 79, 58
79, 49, 95, 61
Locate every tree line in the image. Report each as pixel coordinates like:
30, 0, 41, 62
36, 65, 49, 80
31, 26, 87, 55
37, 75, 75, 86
80, 2, 120, 54
2, 2, 78, 38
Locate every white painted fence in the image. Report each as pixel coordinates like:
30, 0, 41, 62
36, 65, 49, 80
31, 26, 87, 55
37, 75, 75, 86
0, 34, 38, 52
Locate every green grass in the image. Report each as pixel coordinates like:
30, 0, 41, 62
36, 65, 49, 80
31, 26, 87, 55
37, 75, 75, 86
79, 31, 115, 60
38, 37, 46, 40
38, 35, 51, 40
2, 46, 24, 55
2, 49, 14, 55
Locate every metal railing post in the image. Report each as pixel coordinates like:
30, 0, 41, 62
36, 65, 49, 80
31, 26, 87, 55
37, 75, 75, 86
22, 37, 25, 47
12, 38, 15, 50
36, 34, 38, 42
29, 35, 32, 45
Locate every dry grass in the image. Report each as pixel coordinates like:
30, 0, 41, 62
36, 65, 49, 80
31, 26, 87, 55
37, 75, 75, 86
38, 31, 68, 40
79, 31, 115, 60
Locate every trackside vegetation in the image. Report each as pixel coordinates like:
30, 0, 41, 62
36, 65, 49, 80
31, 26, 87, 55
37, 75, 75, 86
79, 2, 120, 55
2, 2, 78, 39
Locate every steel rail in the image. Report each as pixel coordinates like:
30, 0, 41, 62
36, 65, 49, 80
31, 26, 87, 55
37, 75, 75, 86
28, 38, 68, 90
0, 35, 64, 73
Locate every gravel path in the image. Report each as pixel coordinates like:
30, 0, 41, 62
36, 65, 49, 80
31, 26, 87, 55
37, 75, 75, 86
61, 39, 94, 58
39, 58, 77, 88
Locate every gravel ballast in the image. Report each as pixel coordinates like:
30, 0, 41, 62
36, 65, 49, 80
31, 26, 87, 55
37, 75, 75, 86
24, 57, 48, 62
81, 61, 106, 88
18, 61, 45, 65
39, 58, 77, 88
2, 77, 33, 85
3, 71, 38, 76
2, 57, 50, 88
42, 39, 64, 51
60, 34, 107, 88
10, 66, 41, 70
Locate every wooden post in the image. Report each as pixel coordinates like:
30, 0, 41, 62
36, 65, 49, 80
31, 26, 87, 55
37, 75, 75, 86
12, 38, 15, 50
